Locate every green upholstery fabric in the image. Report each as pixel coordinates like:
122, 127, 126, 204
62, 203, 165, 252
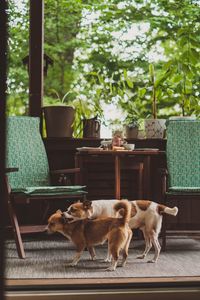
7, 117, 50, 189
6, 116, 85, 195
168, 187, 200, 194
12, 186, 86, 196
166, 120, 200, 193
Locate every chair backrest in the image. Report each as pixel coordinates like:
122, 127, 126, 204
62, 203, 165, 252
6, 116, 50, 189
166, 120, 200, 188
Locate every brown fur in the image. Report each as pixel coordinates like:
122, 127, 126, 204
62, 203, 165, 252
67, 201, 93, 219
47, 200, 132, 271
136, 200, 151, 211
156, 204, 167, 215
130, 203, 137, 217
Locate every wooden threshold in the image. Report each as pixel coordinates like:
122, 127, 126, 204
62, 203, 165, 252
5, 276, 200, 291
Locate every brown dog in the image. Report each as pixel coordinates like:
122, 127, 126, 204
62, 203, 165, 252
47, 200, 132, 271
66, 199, 178, 263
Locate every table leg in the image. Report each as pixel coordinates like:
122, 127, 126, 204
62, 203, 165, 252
138, 162, 144, 199
144, 156, 151, 199
115, 155, 121, 199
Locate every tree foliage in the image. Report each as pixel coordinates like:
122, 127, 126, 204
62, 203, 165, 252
7, 0, 200, 133
7, 0, 29, 115
74, 0, 200, 120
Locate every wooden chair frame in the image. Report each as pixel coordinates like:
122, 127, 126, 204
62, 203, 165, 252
5, 167, 86, 259
160, 168, 200, 250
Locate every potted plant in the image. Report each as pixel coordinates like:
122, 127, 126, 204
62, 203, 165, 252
43, 90, 76, 138
144, 64, 167, 139
124, 109, 140, 139
125, 118, 139, 139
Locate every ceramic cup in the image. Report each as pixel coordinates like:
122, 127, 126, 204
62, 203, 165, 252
124, 143, 135, 150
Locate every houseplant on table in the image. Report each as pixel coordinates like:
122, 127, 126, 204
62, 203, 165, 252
123, 106, 141, 139
144, 64, 168, 139
124, 117, 139, 139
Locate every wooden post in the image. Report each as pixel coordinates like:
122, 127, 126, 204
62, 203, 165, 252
29, 0, 44, 117
0, 0, 8, 297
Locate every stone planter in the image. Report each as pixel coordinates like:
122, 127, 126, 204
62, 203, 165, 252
43, 106, 75, 137
144, 119, 166, 139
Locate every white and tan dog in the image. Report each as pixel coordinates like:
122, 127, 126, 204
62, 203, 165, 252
66, 199, 178, 263
47, 200, 132, 271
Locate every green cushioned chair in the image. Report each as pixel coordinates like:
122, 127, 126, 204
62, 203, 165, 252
161, 119, 200, 249
6, 116, 87, 258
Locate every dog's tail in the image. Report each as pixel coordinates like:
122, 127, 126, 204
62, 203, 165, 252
158, 204, 178, 216
114, 200, 131, 225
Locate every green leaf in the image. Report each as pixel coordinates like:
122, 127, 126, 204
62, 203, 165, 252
155, 70, 169, 88
123, 69, 128, 80
126, 79, 134, 88
190, 48, 199, 64
149, 64, 154, 81
171, 74, 183, 84
179, 37, 189, 48
138, 88, 146, 98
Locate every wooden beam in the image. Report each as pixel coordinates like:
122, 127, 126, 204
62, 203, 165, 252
29, 0, 44, 117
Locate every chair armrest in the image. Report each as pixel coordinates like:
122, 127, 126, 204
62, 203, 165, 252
158, 168, 168, 199
50, 168, 80, 175
5, 168, 18, 194
158, 168, 168, 177
5, 167, 19, 173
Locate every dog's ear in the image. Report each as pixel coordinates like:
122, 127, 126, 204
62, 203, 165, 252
56, 209, 62, 214
118, 208, 124, 216
83, 200, 92, 210
60, 212, 68, 224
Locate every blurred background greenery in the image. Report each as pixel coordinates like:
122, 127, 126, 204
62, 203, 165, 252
7, 0, 200, 136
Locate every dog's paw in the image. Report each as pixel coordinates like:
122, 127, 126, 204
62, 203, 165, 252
90, 256, 97, 261
105, 266, 116, 271
118, 262, 126, 268
104, 257, 112, 262
147, 259, 157, 263
136, 254, 145, 259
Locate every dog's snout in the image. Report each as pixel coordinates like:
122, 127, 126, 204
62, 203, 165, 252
44, 224, 53, 234
66, 209, 72, 216
44, 225, 49, 233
